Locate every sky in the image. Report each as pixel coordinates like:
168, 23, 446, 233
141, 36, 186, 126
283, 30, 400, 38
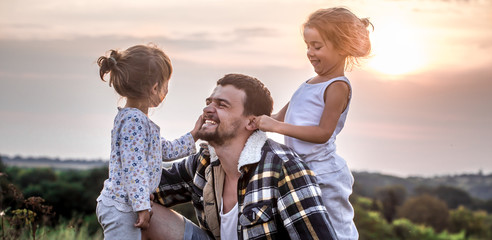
0, 0, 491, 177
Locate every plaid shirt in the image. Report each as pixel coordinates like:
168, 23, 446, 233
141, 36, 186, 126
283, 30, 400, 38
155, 131, 337, 240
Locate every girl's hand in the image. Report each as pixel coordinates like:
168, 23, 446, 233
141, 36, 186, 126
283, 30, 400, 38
253, 115, 279, 132
135, 210, 151, 229
190, 115, 203, 141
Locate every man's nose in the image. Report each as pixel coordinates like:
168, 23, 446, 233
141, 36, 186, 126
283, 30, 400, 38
203, 103, 215, 113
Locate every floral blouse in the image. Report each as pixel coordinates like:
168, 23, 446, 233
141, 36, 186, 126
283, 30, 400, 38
97, 107, 196, 212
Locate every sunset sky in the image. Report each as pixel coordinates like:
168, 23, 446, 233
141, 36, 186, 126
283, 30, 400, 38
1, 0, 491, 177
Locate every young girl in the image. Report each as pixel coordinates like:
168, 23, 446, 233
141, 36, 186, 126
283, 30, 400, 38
253, 8, 372, 240
95, 44, 201, 240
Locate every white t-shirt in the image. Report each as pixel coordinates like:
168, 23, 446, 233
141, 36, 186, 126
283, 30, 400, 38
220, 199, 238, 240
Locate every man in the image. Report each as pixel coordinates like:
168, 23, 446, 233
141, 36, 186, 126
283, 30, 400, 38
142, 74, 337, 240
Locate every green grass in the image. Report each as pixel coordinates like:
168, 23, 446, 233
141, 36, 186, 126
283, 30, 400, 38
1, 221, 103, 240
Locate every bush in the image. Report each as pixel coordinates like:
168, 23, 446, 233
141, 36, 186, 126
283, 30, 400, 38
392, 218, 465, 240
449, 206, 492, 239
354, 201, 395, 240
397, 194, 449, 232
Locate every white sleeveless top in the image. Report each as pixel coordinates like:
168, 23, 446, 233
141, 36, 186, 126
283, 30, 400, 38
284, 76, 351, 175
220, 199, 238, 240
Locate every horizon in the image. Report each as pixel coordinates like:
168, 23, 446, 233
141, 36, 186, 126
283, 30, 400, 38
1, 0, 491, 178
1, 154, 491, 179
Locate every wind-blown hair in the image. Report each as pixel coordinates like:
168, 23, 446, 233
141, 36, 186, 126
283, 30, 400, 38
304, 7, 373, 70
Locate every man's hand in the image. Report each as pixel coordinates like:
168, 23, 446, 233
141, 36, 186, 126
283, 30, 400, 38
135, 210, 151, 230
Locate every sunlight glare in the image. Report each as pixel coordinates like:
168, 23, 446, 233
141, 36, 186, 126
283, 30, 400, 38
368, 19, 427, 76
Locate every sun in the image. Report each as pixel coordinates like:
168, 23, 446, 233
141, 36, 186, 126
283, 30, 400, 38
367, 19, 428, 76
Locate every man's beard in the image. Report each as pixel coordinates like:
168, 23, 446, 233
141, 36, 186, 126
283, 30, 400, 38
196, 120, 241, 146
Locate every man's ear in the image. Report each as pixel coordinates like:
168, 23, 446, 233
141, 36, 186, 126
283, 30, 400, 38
245, 116, 258, 131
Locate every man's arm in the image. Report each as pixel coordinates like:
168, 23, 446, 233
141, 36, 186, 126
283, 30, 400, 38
154, 148, 207, 207
277, 159, 338, 240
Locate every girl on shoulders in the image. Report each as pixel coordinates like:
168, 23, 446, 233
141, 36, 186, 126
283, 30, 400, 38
254, 7, 373, 240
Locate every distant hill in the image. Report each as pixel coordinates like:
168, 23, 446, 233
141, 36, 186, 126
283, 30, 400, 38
353, 171, 492, 201
2, 155, 491, 201
1, 155, 106, 170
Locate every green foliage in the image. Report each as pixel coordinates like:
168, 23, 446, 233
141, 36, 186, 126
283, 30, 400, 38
376, 185, 407, 222
392, 218, 465, 240
11, 208, 36, 226
4, 218, 103, 240
17, 168, 57, 189
0, 165, 106, 239
449, 206, 492, 239
2, 162, 491, 240
415, 185, 473, 209
353, 198, 395, 240
397, 194, 450, 232
4, 166, 108, 219
353, 196, 488, 240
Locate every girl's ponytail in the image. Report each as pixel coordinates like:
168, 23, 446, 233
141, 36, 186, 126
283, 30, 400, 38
96, 44, 172, 101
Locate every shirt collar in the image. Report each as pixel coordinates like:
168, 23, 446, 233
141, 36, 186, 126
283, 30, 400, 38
208, 131, 268, 173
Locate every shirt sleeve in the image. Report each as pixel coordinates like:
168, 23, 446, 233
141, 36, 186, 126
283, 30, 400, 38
119, 114, 151, 212
277, 160, 336, 240
154, 147, 207, 207
161, 132, 197, 161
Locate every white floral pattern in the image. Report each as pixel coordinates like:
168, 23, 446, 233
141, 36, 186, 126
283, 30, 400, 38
97, 107, 196, 212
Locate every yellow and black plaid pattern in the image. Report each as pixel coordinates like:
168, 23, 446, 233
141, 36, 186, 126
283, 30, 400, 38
155, 140, 337, 240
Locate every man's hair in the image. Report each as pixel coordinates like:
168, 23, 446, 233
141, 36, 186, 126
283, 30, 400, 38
217, 73, 273, 116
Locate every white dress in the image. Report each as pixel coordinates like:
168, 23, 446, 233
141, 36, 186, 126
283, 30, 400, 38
284, 76, 358, 240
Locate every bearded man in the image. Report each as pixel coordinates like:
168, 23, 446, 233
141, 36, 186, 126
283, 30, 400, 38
142, 73, 337, 240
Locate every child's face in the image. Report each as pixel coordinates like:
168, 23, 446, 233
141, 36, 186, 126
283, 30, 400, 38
303, 26, 345, 77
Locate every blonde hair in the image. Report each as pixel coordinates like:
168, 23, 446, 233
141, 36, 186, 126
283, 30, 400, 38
97, 44, 172, 102
304, 7, 373, 70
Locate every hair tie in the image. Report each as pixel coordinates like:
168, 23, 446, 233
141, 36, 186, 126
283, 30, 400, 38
109, 56, 117, 65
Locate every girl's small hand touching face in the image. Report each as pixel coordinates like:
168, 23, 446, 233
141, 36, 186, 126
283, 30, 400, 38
190, 115, 204, 141
253, 115, 278, 132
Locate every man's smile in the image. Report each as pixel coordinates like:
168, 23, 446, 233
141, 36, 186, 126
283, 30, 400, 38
201, 119, 218, 128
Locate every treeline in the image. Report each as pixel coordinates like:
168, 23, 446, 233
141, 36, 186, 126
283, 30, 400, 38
352, 172, 492, 239
1, 156, 491, 239
352, 186, 492, 239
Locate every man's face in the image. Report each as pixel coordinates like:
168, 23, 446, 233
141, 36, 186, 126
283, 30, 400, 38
196, 85, 248, 146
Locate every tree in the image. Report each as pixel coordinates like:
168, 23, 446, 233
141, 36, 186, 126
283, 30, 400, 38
353, 201, 395, 240
397, 194, 449, 232
376, 185, 407, 222
392, 218, 465, 240
434, 186, 472, 209
17, 168, 56, 189
0, 156, 6, 172
449, 206, 492, 239
414, 185, 473, 210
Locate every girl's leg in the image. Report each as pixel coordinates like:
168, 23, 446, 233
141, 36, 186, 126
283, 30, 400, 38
317, 165, 358, 240
97, 201, 141, 240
